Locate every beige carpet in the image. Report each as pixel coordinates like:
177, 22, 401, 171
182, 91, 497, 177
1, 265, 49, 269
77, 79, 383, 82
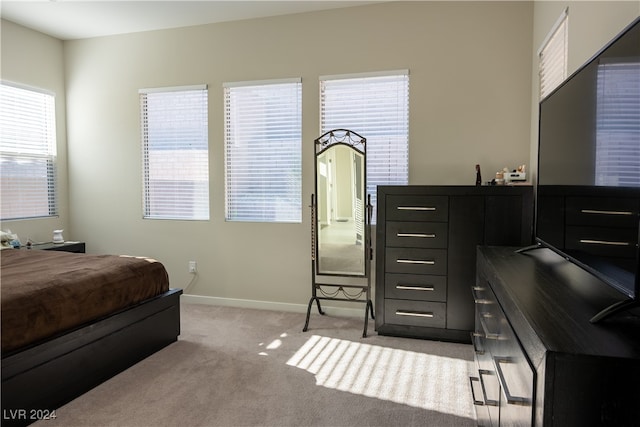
35, 303, 477, 427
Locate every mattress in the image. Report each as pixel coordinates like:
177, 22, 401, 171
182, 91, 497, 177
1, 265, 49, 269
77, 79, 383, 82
1, 249, 170, 353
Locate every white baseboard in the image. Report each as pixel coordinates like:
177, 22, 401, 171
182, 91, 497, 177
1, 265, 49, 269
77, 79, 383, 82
180, 293, 364, 318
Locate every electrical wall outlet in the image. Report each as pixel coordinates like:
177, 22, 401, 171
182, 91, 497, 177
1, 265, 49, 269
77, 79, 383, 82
188, 261, 197, 274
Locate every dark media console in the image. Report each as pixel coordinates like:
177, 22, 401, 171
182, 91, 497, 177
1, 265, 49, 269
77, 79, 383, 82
471, 246, 640, 427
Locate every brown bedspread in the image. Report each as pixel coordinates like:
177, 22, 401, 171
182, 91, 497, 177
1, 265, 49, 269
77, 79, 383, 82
1, 249, 170, 353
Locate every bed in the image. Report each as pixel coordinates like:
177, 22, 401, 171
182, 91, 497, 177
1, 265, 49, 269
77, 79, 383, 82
1, 249, 182, 426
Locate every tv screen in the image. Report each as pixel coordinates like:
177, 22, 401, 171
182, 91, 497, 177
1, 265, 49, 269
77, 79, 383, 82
536, 17, 640, 318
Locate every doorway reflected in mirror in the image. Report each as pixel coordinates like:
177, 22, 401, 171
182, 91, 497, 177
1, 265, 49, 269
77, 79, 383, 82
316, 144, 365, 276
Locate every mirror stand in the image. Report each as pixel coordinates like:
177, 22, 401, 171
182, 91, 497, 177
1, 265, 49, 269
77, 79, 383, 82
302, 129, 375, 338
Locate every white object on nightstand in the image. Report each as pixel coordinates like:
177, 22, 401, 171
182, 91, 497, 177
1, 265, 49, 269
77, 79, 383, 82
52, 229, 64, 244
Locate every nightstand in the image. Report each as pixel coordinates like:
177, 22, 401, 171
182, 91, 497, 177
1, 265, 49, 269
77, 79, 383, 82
27, 241, 86, 253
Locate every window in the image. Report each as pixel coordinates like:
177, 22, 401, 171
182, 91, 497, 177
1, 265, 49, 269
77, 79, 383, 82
320, 71, 409, 221
224, 79, 302, 223
539, 8, 568, 99
139, 85, 209, 220
595, 60, 640, 187
0, 82, 58, 221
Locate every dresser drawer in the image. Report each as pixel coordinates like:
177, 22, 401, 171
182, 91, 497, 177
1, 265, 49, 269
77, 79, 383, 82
385, 248, 447, 275
384, 299, 446, 328
386, 195, 449, 222
386, 221, 448, 248
385, 273, 447, 302
473, 282, 534, 426
566, 196, 639, 228
471, 284, 501, 426
476, 302, 502, 354
566, 225, 638, 258
494, 312, 534, 426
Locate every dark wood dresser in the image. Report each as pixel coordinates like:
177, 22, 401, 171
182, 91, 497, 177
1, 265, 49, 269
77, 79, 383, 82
375, 185, 533, 342
472, 246, 640, 426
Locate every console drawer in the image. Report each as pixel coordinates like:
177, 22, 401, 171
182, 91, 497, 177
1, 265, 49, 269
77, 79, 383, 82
566, 225, 638, 259
385, 248, 447, 275
566, 196, 639, 228
386, 195, 448, 222
384, 299, 446, 328
385, 273, 447, 302
478, 283, 534, 427
473, 285, 500, 337
386, 221, 448, 248
494, 316, 534, 427
472, 284, 501, 427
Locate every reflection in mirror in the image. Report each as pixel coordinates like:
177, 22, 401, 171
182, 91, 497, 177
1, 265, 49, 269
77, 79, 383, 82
316, 144, 365, 276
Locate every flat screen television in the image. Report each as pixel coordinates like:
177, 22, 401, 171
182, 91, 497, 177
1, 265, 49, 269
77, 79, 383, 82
534, 16, 640, 323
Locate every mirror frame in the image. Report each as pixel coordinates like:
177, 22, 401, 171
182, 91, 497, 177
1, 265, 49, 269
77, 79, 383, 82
313, 129, 368, 277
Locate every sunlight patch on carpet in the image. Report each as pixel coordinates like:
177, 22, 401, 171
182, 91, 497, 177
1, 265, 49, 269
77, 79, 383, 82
259, 333, 288, 356
286, 335, 475, 418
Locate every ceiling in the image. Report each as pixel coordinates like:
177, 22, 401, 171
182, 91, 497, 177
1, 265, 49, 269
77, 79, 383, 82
0, 1, 383, 41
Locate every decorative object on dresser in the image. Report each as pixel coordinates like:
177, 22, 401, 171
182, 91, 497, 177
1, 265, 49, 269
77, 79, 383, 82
52, 229, 64, 244
471, 246, 640, 426
303, 129, 375, 337
375, 185, 533, 342
1, 249, 182, 427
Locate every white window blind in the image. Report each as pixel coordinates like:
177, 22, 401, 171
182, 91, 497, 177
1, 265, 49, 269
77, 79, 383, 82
224, 79, 302, 223
140, 85, 209, 220
595, 60, 640, 187
320, 71, 409, 221
539, 9, 568, 99
0, 82, 58, 221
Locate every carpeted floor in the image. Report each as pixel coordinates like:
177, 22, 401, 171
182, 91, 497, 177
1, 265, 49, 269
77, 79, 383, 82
34, 303, 477, 427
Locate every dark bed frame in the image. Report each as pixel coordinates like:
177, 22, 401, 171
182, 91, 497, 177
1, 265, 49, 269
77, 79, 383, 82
1, 288, 182, 426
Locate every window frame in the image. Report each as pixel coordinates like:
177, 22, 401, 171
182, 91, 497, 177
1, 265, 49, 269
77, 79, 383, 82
223, 78, 303, 223
0, 81, 58, 221
538, 8, 569, 100
139, 84, 210, 221
319, 70, 410, 223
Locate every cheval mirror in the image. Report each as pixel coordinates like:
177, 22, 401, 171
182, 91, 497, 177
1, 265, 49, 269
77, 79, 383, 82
303, 129, 374, 337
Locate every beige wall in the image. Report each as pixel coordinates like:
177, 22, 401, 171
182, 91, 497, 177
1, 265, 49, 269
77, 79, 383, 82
60, 1, 535, 311
2, 1, 637, 314
0, 19, 69, 243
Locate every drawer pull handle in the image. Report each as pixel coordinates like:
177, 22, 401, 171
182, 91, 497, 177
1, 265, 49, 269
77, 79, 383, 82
396, 285, 435, 291
397, 233, 437, 238
471, 332, 485, 355
471, 286, 494, 305
396, 310, 434, 318
397, 259, 435, 265
579, 239, 630, 247
478, 369, 499, 406
494, 357, 532, 406
397, 206, 436, 211
469, 376, 485, 406
581, 209, 633, 216
479, 313, 500, 340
